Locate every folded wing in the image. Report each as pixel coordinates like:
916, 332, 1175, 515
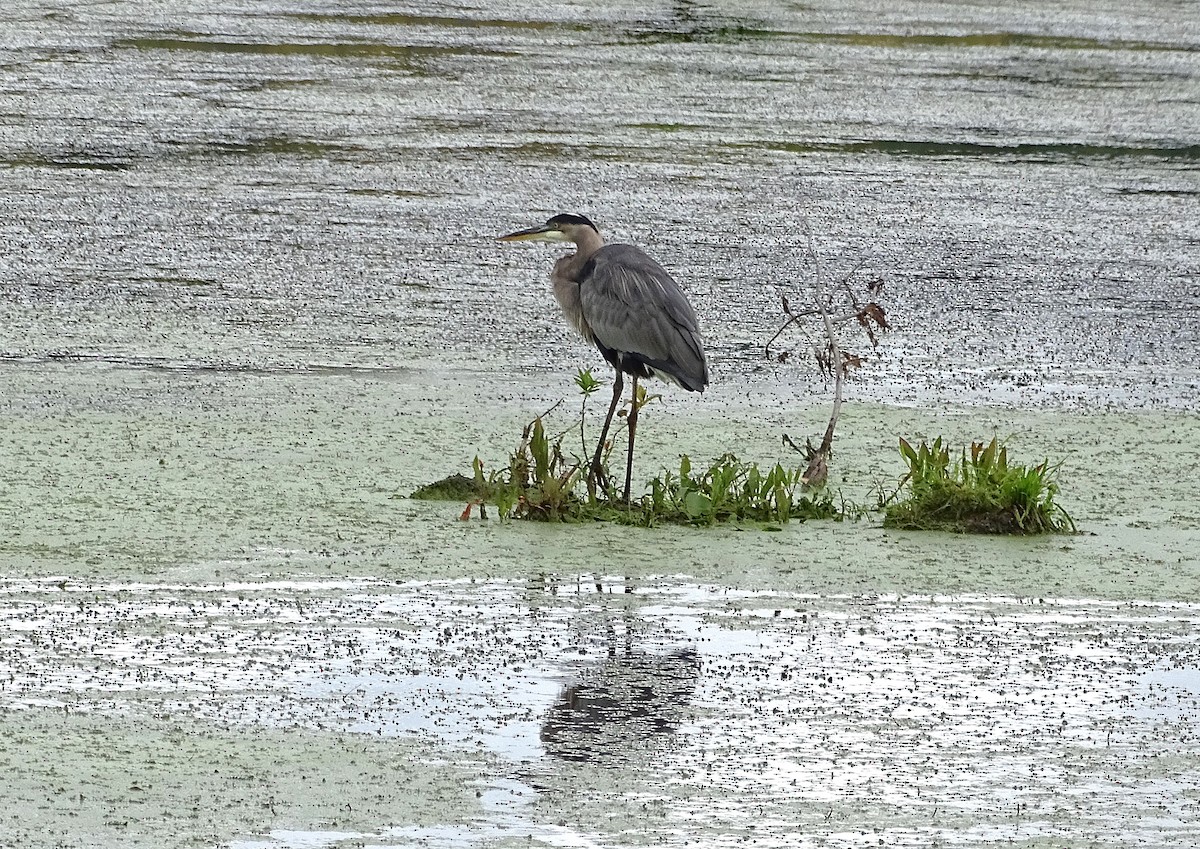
578, 244, 709, 392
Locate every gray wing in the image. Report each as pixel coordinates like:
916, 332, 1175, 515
579, 244, 709, 392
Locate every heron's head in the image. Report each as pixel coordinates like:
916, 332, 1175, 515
498, 213, 600, 245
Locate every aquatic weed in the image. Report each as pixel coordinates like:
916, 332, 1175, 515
641, 453, 838, 526
412, 370, 841, 526
882, 436, 1076, 534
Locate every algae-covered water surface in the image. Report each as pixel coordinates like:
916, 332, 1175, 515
2, 0, 1199, 847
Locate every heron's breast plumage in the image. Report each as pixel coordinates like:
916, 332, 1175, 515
551, 256, 593, 345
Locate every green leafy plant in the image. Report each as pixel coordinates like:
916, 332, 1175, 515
574, 367, 602, 492
410, 371, 845, 527
882, 436, 1076, 534
499, 414, 584, 521
643, 453, 838, 526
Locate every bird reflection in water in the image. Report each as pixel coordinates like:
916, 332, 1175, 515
540, 648, 701, 764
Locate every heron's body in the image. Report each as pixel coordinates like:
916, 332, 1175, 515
551, 242, 708, 393
499, 213, 709, 501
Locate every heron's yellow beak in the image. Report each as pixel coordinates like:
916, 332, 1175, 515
497, 224, 568, 243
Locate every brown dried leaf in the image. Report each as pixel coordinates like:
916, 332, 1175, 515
814, 344, 834, 378
866, 303, 890, 329
856, 303, 889, 330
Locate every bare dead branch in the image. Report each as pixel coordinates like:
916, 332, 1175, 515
763, 310, 805, 358
765, 227, 889, 490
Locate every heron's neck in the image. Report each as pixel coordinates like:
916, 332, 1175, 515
560, 227, 605, 279
550, 227, 605, 344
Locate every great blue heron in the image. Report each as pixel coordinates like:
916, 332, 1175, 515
498, 213, 709, 502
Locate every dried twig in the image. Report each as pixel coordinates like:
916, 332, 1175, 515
769, 227, 889, 488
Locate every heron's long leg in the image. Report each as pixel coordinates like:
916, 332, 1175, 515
623, 375, 639, 503
591, 369, 624, 492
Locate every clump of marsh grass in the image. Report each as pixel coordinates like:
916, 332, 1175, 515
412, 369, 839, 527
643, 453, 838, 527
882, 436, 1076, 534
493, 411, 584, 522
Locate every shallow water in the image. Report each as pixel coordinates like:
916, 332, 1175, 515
5, 575, 1200, 847
3, 0, 1198, 407
2, 0, 1199, 847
